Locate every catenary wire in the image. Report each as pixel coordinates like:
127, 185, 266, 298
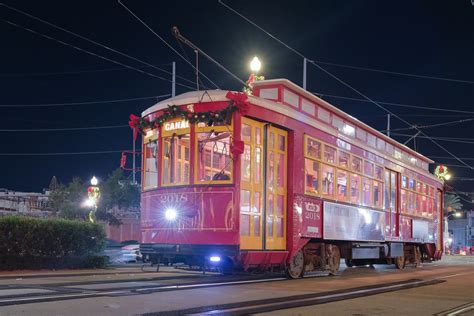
0, 19, 196, 90
0, 94, 170, 108
218, 0, 474, 86
218, 1, 474, 170
383, 118, 474, 132
391, 133, 474, 144
0, 64, 172, 77
0, 2, 197, 87
0, 150, 124, 156
118, 0, 220, 89
314, 93, 474, 115
0, 125, 128, 132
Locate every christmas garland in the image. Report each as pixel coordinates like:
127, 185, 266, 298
129, 91, 249, 139
434, 164, 448, 180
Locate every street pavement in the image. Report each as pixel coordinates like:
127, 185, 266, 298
0, 256, 472, 315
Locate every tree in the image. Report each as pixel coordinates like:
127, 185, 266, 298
444, 193, 463, 215
49, 169, 140, 225
49, 177, 88, 221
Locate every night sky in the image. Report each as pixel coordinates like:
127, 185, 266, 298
1, 1, 473, 199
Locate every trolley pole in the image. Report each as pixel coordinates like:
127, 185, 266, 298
387, 114, 391, 137
132, 131, 136, 184
172, 61, 176, 97
303, 58, 307, 90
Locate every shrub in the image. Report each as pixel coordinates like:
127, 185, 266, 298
0, 216, 106, 270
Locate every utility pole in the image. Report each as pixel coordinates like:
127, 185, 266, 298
303, 58, 307, 90
387, 114, 391, 137
172, 61, 176, 97
132, 131, 136, 184
195, 50, 199, 91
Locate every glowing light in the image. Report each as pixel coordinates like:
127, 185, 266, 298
90, 176, 98, 186
165, 208, 177, 221
444, 173, 451, 180
84, 199, 95, 208
210, 256, 221, 262
250, 56, 261, 73
454, 212, 461, 218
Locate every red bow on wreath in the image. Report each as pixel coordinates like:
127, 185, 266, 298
439, 165, 444, 173
128, 114, 141, 140
226, 91, 250, 115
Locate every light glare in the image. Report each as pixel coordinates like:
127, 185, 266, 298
165, 208, 177, 221
210, 256, 221, 262
250, 56, 261, 73
90, 176, 98, 186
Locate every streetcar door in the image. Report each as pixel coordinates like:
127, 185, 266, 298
240, 118, 265, 250
384, 169, 400, 239
264, 126, 287, 250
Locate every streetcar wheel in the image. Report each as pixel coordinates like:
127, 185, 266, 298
395, 256, 405, 270
345, 258, 354, 267
327, 245, 341, 275
286, 249, 304, 279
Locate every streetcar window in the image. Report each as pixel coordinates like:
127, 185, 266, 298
305, 159, 319, 195
364, 160, 374, 177
401, 189, 407, 213
351, 156, 362, 173
306, 138, 321, 159
401, 176, 408, 188
383, 170, 390, 210
338, 151, 350, 169
196, 131, 232, 182
375, 166, 383, 180
242, 144, 251, 182
143, 140, 158, 189
162, 134, 190, 185
362, 177, 372, 207
373, 180, 382, 209
321, 165, 334, 197
336, 170, 348, 201
408, 191, 415, 214
323, 145, 336, 164
350, 174, 361, 204
409, 178, 415, 190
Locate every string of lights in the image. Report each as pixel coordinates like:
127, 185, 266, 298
0, 3, 197, 86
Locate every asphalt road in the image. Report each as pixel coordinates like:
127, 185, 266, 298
0, 256, 472, 315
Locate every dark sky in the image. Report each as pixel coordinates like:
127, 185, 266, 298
1, 0, 473, 197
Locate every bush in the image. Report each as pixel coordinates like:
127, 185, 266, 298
0, 216, 106, 270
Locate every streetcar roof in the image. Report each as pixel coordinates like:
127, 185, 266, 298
142, 79, 436, 173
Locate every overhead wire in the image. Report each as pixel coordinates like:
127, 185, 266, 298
0, 19, 196, 90
218, 0, 474, 171
218, 0, 474, 86
0, 125, 128, 132
314, 93, 474, 115
0, 94, 170, 108
391, 133, 474, 144
0, 150, 124, 156
0, 2, 197, 87
382, 118, 474, 133
0, 63, 172, 77
117, 0, 220, 89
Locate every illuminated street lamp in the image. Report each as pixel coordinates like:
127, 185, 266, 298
244, 56, 264, 95
87, 176, 100, 223
444, 211, 462, 254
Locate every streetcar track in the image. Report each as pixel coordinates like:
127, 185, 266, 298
147, 278, 445, 316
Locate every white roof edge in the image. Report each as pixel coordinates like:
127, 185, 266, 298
253, 79, 433, 164
141, 90, 226, 117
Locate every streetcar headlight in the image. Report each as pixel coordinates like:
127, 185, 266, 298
210, 256, 221, 262
165, 208, 177, 221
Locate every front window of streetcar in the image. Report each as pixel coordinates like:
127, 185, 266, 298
162, 119, 191, 186
143, 129, 159, 190
195, 121, 233, 183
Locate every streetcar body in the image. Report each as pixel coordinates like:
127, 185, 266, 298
137, 79, 443, 276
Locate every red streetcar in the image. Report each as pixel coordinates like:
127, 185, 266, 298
130, 78, 444, 278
